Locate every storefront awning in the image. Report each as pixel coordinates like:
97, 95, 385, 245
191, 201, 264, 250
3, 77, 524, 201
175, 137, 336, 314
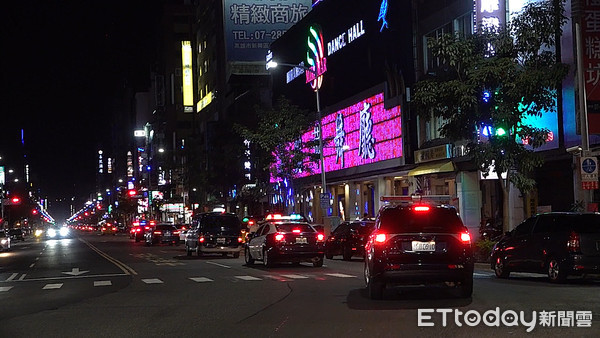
407, 161, 455, 176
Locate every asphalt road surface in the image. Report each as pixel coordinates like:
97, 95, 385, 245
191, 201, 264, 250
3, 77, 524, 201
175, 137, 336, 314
0, 232, 598, 337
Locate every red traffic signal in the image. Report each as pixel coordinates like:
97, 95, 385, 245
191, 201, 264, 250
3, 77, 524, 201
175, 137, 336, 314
128, 189, 137, 197
32, 209, 39, 215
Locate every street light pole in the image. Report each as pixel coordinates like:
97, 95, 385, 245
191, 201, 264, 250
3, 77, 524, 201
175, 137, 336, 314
267, 61, 328, 199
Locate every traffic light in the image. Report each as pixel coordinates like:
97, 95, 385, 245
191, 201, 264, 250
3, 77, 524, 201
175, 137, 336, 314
128, 189, 137, 197
32, 209, 39, 215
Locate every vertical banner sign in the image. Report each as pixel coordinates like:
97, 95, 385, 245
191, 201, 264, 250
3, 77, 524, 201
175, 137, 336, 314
223, 0, 311, 61
474, 0, 506, 32
181, 41, 194, 112
581, 156, 599, 190
0, 166, 4, 185
582, 1, 600, 134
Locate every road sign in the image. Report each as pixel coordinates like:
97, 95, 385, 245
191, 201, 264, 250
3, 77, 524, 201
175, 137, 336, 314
581, 157, 598, 190
320, 193, 330, 209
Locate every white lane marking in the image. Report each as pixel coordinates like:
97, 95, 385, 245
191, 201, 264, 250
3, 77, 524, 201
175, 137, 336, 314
35, 257, 40, 261
43, 283, 63, 290
281, 274, 309, 279
473, 272, 492, 278
6, 273, 18, 281
0, 286, 14, 292
235, 275, 262, 281
325, 273, 357, 278
263, 275, 291, 281
29, 263, 35, 268
190, 277, 213, 283
94, 281, 112, 287
206, 261, 231, 269
18, 274, 26, 281
142, 278, 164, 284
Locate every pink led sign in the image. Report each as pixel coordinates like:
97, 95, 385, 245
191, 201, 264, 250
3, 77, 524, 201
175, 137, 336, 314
271, 92, 402, 182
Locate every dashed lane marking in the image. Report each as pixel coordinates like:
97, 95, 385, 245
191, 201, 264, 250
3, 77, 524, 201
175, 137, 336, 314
18, 274, 26, 281
190, 277, 213, 283
206, 261, 231, 269
6, 273, 18, 282
263, 275, 291, 282
0, 286, 13, 292
325, 273, 356, 278
29, 263, 35, 268
94, 281, 112, 287
281, 274, 309, 279
42, 283, 63, 290
141, 278, 164, 284
235, 275, 261, 281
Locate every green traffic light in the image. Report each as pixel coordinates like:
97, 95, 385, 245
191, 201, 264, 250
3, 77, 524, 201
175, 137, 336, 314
496, 127, 506, 136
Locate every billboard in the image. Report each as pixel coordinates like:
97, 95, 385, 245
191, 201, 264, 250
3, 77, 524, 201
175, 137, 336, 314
181, 41, 194, 111
271, 92, 402, 182
581, 0, 600, 134
223, 0, 312, 61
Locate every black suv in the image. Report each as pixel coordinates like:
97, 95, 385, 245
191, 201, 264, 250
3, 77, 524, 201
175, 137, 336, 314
325, 220, 375, 260
491, 212, 600, 283
185, 212, 243, 258
364, 203, 473, 299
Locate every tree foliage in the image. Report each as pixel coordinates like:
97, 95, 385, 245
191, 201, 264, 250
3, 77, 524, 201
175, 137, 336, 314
235, 96, 319, 186
412, 0, 568, 194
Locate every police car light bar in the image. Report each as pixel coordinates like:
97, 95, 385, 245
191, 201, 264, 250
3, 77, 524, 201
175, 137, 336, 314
380, 195, 453, 205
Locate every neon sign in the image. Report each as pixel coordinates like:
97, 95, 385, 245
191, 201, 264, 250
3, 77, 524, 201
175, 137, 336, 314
306, 25, 327, 91
378, 0, 389, 32
474, 0, 506, 32
271, 93, 402, 182
327, 20, 365, 56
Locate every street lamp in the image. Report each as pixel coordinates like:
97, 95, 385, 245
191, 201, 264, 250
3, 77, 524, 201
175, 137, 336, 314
266, 61, 328, 203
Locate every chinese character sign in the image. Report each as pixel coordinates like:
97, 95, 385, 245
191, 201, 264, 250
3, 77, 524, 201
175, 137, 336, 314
582, 1, 600, 133
474, 0, 506, 32
224, 0, 312, 61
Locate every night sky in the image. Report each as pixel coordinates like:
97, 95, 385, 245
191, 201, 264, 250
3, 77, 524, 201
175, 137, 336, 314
2, 1, 164, 218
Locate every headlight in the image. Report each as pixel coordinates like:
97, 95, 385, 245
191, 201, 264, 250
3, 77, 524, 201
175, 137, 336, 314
35, 229, 44, 237
1, 239, 7, 245
48, 228, 57, 238
59, 227, 69, 237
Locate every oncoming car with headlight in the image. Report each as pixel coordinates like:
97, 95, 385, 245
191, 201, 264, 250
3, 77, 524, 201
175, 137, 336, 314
47, 226, 71, 239
0, 230, 11, 251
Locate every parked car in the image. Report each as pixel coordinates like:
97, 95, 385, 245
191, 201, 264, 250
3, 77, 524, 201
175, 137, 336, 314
145, 223, 180, 246
491, 212, 600, 283
245, 221, 325, 267
325, 220, 375, 260
0, 230, 11, 251
185, 212, 243, 257
364, 203, 473, 299
8, 228, 25, 242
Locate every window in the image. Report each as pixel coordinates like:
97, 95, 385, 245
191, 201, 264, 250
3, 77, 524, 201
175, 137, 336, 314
513, 217, 536, 237
260, 224, 271, 236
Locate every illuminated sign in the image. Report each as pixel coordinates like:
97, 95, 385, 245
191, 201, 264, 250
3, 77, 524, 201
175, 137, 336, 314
378, 0, 389, 32
197, 91, 213, 112
327, 20, 365, 56
474, 0, 506, 32
581, 0, 600, 133
306, 25, 327, 91
134, 130, 146, 137
271, 92, 402, 182
181, 41, 194, 110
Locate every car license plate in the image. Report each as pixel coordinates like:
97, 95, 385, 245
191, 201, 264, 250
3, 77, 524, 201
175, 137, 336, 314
296, 237, 307, 244
165, 232, 170, 236
411, 241, 435, 252
217, 237, 226, 244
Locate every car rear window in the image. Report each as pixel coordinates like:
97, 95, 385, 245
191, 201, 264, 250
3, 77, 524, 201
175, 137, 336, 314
156, 224, 176, 230
276, 223, 315, 233
202, 215, 241, 231
572, 214, 600, 233
350, 222, 375, 234
378, 207, 464, 233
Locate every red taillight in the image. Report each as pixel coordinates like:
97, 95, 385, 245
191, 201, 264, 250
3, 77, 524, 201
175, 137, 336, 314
374, 233, 387, 243
238, 237, 243, 243
275, 233, 285, 241
145, 226, 151, 230
112, 227, 117, 231
292, 229, 301, 234
181, 226, 186, 230
199, 237, 205, 243
317, 233, 325, 242
173, 231, 180, 235
135, 228, 141, 232
414, 205, 430, 212
568, 231, 580, 252
153, 231, 162, 235
101, 227, 106, 231
459, 232, 471, 244
248, 220, 255, 226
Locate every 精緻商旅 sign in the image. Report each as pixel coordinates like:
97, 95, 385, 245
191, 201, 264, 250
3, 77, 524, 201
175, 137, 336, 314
223, 0, 312, 61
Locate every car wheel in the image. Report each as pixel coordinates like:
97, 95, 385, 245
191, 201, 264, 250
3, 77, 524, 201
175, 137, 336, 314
313, 256, 324, 267
454, 278, 473, 298
547, 257, 567, 283
364, 261, 384, 300
186, 244, 192, 257
263, 249, 273, 267
493, 256, 510, 278
342, 245, 353, 261
325, 252, 334, 259
233, 251, 240, 259
244, 247, 255, 265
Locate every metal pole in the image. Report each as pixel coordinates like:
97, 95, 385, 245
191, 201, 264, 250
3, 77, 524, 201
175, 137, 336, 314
575, 21, 591, 209
315, 88, 326, 194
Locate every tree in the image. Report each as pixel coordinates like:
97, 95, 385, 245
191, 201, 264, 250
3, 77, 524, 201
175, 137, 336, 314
235, 96, 319, 212
412, 0, 569, 232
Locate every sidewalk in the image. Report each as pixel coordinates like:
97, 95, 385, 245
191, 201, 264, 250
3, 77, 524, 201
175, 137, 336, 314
475, 262, 490, 271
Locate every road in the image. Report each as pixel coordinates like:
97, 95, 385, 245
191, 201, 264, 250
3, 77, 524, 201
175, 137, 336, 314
0, 232, 598, 337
